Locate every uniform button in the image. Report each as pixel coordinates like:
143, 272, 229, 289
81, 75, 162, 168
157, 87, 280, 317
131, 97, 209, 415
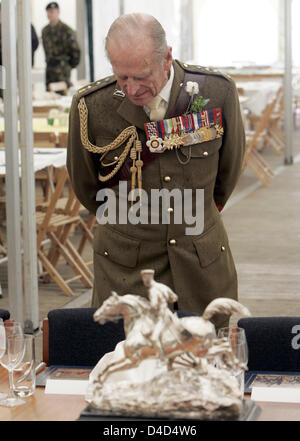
104, 251, 109, 256
169, 239, 177, 246
221, 246, 226, 252
164, 176, 171, 182
203, 151, 208, 157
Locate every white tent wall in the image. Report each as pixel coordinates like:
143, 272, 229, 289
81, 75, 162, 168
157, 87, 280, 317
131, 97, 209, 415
92, 0, 120, 80
192, 0, 281, 67
29, 1, 300, 82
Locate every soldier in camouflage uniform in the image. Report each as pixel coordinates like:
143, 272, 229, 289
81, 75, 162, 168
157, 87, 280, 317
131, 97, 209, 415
42, 2, 80, 90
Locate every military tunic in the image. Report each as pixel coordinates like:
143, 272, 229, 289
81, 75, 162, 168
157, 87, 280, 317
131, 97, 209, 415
42, 20, 80, 88
67, 60, 245, 328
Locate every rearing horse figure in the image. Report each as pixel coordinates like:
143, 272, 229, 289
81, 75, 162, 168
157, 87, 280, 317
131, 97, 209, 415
93, 291, 250, 384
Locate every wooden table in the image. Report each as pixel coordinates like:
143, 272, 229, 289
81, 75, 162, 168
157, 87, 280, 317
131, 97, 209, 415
1, 367, 300, 421
0, 117, 69, 148
243, 394, 300, 421
0, 147, 67, 177
0, 368, 86, 421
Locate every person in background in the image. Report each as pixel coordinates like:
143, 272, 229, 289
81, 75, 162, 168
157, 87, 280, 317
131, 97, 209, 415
31, 23, 39, 67
0, 4, 39, 99
42, 2, 80, 91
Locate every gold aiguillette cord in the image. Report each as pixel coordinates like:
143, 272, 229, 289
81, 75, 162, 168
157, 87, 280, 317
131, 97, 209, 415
78, 97, 144, 203
135, 140, 143, 204
130, 146, 137, 206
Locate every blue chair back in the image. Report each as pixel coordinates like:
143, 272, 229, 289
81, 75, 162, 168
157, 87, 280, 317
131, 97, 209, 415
0, 309, 10, 321
238, 317, 300, 372
47, 308, 125, 367
46, 308, 200, 367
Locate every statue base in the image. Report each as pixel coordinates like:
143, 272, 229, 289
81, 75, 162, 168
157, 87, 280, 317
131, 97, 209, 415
87, 366, 259, 421
78, 399, 261, 421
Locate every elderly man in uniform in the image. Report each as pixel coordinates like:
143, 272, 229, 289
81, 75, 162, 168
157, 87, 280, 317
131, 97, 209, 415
42, 2, 80, 91
67, 13, 245, 329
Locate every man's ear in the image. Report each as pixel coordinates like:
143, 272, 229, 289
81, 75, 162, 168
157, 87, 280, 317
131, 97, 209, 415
164, 46, 173, 72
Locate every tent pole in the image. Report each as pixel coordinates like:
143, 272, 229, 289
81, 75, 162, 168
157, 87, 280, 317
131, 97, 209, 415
17, 0, 39, 333
284, 0, 294, 165
2, 0, 24, 325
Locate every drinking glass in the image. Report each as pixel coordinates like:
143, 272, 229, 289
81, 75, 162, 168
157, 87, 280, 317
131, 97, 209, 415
0, 321, 25, 407
0, 318, 8, 400
217, 326, 248, 399
12, 335, 36, 398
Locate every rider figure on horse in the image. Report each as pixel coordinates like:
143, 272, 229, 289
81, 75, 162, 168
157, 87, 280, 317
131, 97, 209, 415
141, 269, 178, 359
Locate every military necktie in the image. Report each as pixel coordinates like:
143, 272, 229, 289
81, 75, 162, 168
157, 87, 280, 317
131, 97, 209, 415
148, 95, 166, 121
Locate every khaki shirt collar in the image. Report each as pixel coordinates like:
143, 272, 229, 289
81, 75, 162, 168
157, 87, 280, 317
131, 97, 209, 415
143, 65, 174, 117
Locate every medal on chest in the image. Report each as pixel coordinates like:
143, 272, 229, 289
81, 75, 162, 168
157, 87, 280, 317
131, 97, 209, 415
144, 108, 224, 153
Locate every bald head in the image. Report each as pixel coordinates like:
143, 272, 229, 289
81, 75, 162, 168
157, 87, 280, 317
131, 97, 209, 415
105, 13, 173, 107
105, 13, 168, 64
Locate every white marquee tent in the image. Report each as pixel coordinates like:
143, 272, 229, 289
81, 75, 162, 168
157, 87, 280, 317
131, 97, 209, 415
0, 0, 296, 331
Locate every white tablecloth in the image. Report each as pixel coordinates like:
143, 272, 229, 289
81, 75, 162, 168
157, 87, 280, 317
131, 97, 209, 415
32, 95, 72, 110
0, 147, 66, 176
237, 81, 281, 115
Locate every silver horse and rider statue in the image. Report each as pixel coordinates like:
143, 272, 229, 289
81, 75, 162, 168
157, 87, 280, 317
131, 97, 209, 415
90, 270, 251, 419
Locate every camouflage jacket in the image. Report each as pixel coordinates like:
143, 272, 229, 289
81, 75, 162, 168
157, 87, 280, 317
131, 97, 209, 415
42, 20, 80, 68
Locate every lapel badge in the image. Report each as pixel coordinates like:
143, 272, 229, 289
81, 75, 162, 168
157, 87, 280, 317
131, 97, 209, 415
113, 89, 125, 98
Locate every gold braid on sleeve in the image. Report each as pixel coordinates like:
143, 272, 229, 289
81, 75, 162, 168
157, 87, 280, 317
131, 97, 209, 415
78, 97, 142, 198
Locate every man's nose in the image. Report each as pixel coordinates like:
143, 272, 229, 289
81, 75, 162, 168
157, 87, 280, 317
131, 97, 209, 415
126, 78, 139, 96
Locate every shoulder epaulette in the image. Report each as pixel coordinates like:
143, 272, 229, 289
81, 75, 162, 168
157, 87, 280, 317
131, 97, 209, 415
177, 60, 232, 82
77, 75, 117, 98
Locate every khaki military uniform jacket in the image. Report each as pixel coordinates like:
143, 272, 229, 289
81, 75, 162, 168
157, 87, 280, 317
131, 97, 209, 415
67, 60, 245, 327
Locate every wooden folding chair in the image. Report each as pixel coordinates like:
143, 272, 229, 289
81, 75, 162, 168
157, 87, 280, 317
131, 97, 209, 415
242, 91, 279, 186
36, 166, 93, 297
36, 178, 95, 263
263, 88, 285, 155
44, 194, 94, 282
245, 87, 285, 156
35, 166, 56, 206
77, 213, 96, 257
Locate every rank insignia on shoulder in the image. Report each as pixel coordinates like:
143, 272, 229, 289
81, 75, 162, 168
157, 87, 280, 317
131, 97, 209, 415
78, 76, 116, 96
144, 108, 224, 153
